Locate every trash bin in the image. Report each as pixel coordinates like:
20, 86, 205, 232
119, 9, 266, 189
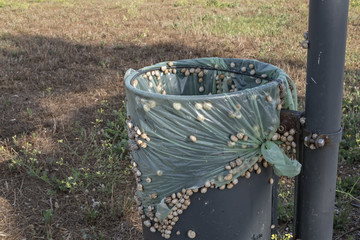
125, 58, 301, 239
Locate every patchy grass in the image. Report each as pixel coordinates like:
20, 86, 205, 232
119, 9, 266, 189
334, 176, 360, 234
173, 0, 305, 39
350, 0, 360, 10
0, 0, 73, 9
0, 0, 359, 239
277, 178, 295, 226
1, 104, 139, 239
192, 12, 292, 37
0, 0, 30, 9
113, 0, 144, 19
340, 71, 360, 164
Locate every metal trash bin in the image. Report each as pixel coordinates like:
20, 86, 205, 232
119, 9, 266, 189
125, 58, 301, 239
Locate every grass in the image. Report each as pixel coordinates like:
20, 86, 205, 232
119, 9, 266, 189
0, 0, 73, 9
340, 71, 360, 163
0, 0, 359, 239
192, 12, 292, 37
0, 0, 29, 9
277, 179, 294, 225
114, 0, 144, 19
173, 0, 305, 39
1, 104, 138, 239
271, 232, 293, 240
334, 176, 360, 231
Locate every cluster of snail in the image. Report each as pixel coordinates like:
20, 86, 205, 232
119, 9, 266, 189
227, 132, 249, 147
215, 71, 237, 94
180, 67, 206, 93
172, 101, 213, 124
145, 188, 194, 239
240, 63, 269, 86
133, 179, 198, 239
130, 154, 274, 239
126, 117, 150, 150
227, 103, 242, 119
273, 127, 297, 159
134, 62, 178, 95
218, 156, 274, 191
179, 62, 271, 95
132, 61, 275, 97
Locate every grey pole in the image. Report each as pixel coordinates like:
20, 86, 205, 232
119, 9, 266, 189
295, 0, 349, 239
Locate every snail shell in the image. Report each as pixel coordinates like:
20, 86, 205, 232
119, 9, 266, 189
203, 102, 212, 110
197, 114, 205, 122
173, 102, 182, 110
187, 230, 196, 239
266, 95, 273, 102
143, 220, 151, 228
190, 135, 197, 142
269, 178, 274, 184
224, 173, 233, 181
195, 102, 203, 110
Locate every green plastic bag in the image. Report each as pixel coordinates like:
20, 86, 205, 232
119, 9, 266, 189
125, 57, 301, 221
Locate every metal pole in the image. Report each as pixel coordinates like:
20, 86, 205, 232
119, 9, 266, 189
295, 0, 349, 239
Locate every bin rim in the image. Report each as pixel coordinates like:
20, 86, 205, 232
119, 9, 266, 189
125, 58, 287, 102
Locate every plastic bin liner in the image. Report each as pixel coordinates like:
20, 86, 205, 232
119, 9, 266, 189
125, 57, 301, 221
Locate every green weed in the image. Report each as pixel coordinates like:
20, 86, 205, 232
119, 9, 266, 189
271, 233, 293, 240
0, 0, 29, 9
54, 104, 130, 194
5, 102, 132, 239
334, 176, 360, 230
84, 209, 100, 223
45, 87, 52, 96
336, 176, 360, 201
0, 0, 73, 10
174, 0, 237, 8
277, 180, 294, 224
115, 0, 143, 19
173, 0, 191, 7
8, 141, 51, 184
81, 226, 105, 240
334, 197, 352, 231
204, 0, 238, 8
99, 60, 106, 68
43, 209, 53, 240
7, 102, 130, 195
340, 71, 360, 163
350, 0, 360, 10
26, 107, 33, 117
1, 99, 11, 110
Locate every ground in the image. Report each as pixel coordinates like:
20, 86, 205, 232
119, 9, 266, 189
0, 0, 359, 239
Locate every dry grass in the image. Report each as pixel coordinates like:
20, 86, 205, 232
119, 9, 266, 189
0, 0, 359, 239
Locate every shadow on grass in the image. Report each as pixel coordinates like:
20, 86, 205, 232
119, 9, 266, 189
0, 33, 221, 139
0, 33, 227, 239
0, 34, 208, 240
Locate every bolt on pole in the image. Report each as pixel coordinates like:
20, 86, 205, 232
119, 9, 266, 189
295, 0, 349, 239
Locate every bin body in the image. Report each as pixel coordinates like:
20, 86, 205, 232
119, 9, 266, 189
142, 166, 274, 240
